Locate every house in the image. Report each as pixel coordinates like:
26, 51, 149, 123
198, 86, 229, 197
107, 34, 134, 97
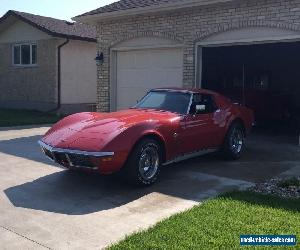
74, 0, 300, 127
0, 10, 97, 114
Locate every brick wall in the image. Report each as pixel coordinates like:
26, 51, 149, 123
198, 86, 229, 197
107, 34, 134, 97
0, 39, 58, 111
95, 0, 300, 112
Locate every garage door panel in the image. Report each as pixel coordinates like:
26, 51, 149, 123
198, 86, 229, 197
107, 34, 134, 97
150, 50, 183, 68
116, 48, 183, 110
134, 52, 152, 69
117, 69, 156, 87
117, 69, 182, 88
118, 50, 183, 70
117, 52, 136, 69
152, 70, 183, 85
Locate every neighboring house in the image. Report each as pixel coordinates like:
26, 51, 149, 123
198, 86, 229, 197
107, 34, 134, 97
0, 10, 97, 114
74, 0, 300, 125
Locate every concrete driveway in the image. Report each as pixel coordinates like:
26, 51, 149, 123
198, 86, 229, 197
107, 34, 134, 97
0, 125, 299, 249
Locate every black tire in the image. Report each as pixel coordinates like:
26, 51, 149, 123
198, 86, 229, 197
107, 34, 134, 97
122, 138, 162, 186
222, 122, 245, 160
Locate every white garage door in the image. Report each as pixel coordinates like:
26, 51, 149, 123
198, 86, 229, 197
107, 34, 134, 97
116, 48, 183, 110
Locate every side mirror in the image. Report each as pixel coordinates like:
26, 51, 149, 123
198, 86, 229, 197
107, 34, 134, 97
195, 104, 206, 113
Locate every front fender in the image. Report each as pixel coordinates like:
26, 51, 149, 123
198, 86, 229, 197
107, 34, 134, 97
101, 121, 175, 173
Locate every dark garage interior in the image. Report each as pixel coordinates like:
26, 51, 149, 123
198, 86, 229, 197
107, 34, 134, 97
201, 41, 300, 135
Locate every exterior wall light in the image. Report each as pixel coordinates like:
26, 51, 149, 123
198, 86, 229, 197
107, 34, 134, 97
95, 52, 104, 66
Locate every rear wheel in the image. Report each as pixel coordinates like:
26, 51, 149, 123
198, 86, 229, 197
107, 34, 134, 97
123, 138, 161, 186
222, 122, 245, 160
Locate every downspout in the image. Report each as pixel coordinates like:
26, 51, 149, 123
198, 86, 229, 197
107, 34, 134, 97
48, 38, 70, 113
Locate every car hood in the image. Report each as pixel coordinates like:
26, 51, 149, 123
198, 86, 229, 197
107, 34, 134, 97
41, 109, 180, 151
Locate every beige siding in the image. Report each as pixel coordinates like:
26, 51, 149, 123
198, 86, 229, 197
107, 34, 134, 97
60, 40, 97, 104
0, 20, 50, 43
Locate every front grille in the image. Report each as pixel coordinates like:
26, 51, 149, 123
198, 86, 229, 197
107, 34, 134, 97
44, 148, 54, 160
54, 152, 69, 165
68, 154, 94, 168
39, 141, 106, 169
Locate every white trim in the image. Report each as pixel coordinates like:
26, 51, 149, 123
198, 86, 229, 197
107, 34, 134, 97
12, 43, 37, 67
73, 0, 234, 23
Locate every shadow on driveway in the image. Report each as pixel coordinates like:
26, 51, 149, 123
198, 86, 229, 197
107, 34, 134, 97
4, 168, 234, 215
2, 133, 300, 215
0, 135, 58, 167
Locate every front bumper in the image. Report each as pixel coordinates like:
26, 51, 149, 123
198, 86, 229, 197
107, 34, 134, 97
38, 140, 114, 170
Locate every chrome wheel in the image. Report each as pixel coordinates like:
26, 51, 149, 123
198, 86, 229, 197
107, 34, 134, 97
230, 127, 243, 154
138, 144, 160, 180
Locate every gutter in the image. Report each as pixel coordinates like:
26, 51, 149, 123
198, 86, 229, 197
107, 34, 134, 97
48, 38, 69, 113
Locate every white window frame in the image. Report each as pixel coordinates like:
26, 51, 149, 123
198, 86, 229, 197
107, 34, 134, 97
12, 43, 37, 66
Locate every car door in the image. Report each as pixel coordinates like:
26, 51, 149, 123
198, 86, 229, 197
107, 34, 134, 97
179, 93, 220, 154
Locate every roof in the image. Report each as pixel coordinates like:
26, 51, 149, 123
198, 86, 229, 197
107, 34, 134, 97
75, 0, 233, 19
77, 0, 182, 17
0, 10, 96, 42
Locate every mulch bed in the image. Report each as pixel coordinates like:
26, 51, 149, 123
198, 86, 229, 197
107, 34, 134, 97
249, 177, 300, 199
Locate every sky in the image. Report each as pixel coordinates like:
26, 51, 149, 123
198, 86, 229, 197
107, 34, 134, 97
0, 0, 115, 21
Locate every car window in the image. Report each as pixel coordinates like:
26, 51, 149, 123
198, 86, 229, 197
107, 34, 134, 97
137, 92, 166, 107
135, 91, 191, 115
189, 94, 217, 115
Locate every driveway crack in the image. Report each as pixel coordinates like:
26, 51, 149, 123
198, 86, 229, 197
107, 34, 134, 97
1, 225, 52, 249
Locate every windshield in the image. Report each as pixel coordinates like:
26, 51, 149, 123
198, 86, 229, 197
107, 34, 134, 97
135, 91, 191, 114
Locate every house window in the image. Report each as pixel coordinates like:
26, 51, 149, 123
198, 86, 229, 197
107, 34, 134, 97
13, 44, 37, 66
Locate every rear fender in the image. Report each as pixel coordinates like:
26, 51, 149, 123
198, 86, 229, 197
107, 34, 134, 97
225, 104, 254, 136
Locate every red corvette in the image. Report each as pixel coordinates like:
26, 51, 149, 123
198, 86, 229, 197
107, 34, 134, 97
39, 88, 254, 186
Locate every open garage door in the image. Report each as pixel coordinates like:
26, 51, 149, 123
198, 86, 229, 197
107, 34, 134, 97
115, 48, 183, 110
201, 41, 300, 133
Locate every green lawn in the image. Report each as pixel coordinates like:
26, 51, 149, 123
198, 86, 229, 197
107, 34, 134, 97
0, 109, 62, 127
110, 191, 300, 250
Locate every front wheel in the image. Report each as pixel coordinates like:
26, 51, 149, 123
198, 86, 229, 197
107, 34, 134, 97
123, 138, 161, 186
222, 122, 245, 160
